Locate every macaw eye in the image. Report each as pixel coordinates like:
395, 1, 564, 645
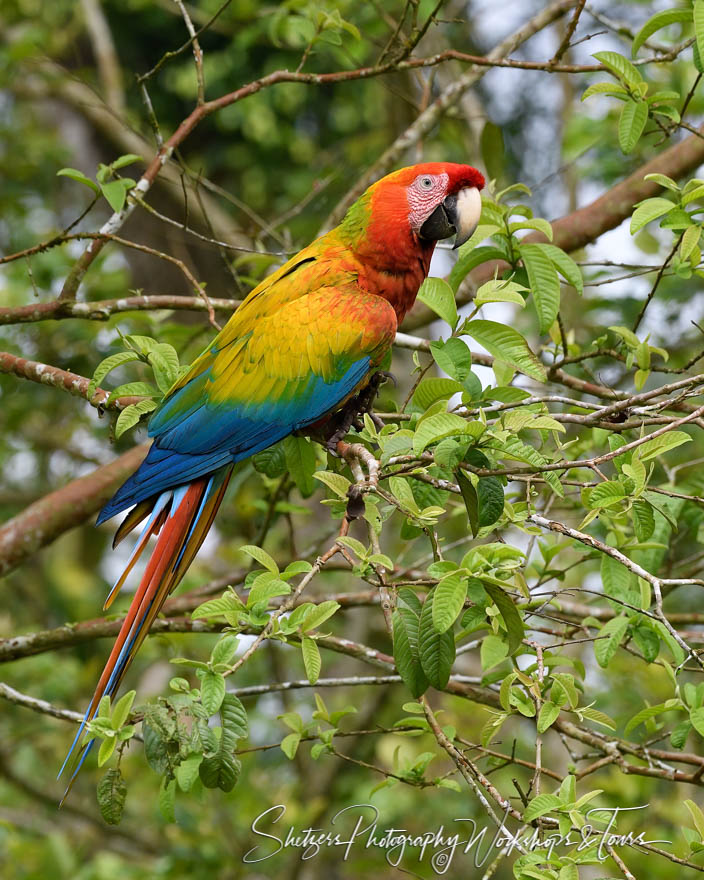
419, 176, 434, 190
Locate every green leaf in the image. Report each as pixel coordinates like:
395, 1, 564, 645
114, 399, 157, 438
253, 442, 287, 478
111, 689, 136, 730
57, 167, 100, 193
634, 430, 692, 461
644, 172, 680, 192
388, 476, 420, 513
282, 560, 313, 579
485, 434, 563, 497
537, 701, 560, 733
449, 245, 507, 292
587, 480, 625, 510
412, 412, 479, 456
582, 81, 629, 101
600, 554, 636, 606
474, 278, 527, 307
618, 99, 648, 154
280, 732, 301, 760
429, 337, 473, 381
200, 732, 241, 792
111, 153, 142, 170
240, 544, 279, 574
480, 634, 508, 671
336, 535, 369, 557
630, 198, 675, 234
158, 778, 176, 823
680, 224, 701, 262
393, 606, 429, 698
418, 589, 456, 689
625, 702, 675, 735
632, 9, 692, 56
632, 499, 655, 542
200, 671, 226, 716
467, 450, 505, 528
221, 693, 248, 740
519, 243, 561, 333
632, 624, 659, 661
593, 50, 643, 87
175, 753, 203, 792
97, 768, 127, 825
661, 207, 693, 229
551, 673, 579, 709
695, 1, 704, 78
524, 793, 563, 822
300, 600, 340, 632
456, 468, 479, 537
682, 185, 704, 206
97, 736, 117, 767
142, 724, 170, 776
106, 381, 158, 405
482, 582, 524, 654
559, 863, 579, 880
88, 351, 140, 396
247, 574, 290, 608
463, 320, 546, 381
101, 179, 130, 213
301, 637, 321, 684
696, 35, 704, 74
417, 277, 458, 327
652, 619, 685, 664
690, 706, 704, 737
609, 324, 641, 349
192, 592, 244, 620
313, 470, 351, 498
283, 435, 317, 497
670, 720, 691, 749
594, 615, 629, 668
432, 574, 467, 633
685, 799, 704, 840
510, 218, 553, 240
538, 244, 583, 294
412, 377, 464, 410
211, 635, 239, 666
580, 707, 617, 730
148, 342, 180, 384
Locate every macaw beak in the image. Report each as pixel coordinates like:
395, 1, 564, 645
419, 186, 482, 249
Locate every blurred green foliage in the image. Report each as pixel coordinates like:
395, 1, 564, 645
3, 1, 704, 879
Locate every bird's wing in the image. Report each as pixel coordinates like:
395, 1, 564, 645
99, 280, 396, 520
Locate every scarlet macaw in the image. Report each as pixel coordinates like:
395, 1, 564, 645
60, 162, 484, 791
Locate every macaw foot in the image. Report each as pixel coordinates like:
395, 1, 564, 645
323, 370, 395, 454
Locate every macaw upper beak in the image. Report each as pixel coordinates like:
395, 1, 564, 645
419, 186, 482, 249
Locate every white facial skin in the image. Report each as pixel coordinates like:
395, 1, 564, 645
407, 172, 450, 230
406, 172, 482, 245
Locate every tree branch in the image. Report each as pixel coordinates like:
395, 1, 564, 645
0, 444, 148, 577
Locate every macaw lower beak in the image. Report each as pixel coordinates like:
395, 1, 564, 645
419, 186, 482, 249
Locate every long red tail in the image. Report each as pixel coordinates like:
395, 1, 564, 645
59, 465, 233, 801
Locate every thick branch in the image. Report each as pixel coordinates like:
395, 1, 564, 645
0, 294, 241, 326
0, 351, 143, 409
0, 444, 148, 577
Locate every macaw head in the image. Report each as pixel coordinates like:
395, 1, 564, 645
398, 162, 485, 249
340, 163, 485, 270
361, 162, 485, 252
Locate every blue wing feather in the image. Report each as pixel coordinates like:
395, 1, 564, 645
97, 357, 370, 523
